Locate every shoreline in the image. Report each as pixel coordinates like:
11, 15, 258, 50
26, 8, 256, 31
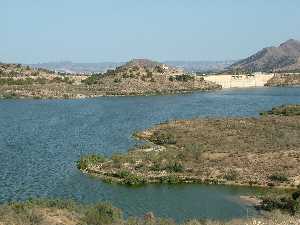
78, 105, 300, 189
0, 86, 220, 100
1, 85, 299, 100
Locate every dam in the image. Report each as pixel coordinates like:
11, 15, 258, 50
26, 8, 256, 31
201, 73, 274, 88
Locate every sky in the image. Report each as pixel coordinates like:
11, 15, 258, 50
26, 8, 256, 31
1, 0, 300, 64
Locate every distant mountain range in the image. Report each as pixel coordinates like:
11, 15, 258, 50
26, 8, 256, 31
229, 39, 300, 72
30, 60, 235, 74
29, 61, 123, 74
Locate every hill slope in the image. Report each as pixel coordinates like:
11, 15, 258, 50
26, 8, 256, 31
229, 39, 300, 72
82, 59, 221, 95
0, 60, 220, 99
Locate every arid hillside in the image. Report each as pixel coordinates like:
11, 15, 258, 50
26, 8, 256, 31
81, 59, 221, 95
0, 60, 220, 99
229, 39, 300, 72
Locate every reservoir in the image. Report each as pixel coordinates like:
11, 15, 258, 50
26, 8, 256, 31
0, 87, 299, 222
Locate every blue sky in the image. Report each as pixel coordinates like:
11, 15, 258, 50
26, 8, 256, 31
1, 0, 300, 63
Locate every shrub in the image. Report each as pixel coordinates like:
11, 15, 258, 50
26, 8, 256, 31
117, 170, 145, 185
166, 162, 184, 173
77, 154, 106, 170
269, 173, 289, 182
292, 190, 300, 200
169, 76, 175, 82
174, 74, 194, 82
259, 196, 299, 215
2, 92, 17, 99
150, 131, 176, 145
150, 162, 162, 171
82, 75, 100, 85
83, 203, 123, 225
155, 66, 164, 73
114, 78, 121, 83
0, 77, 34, 85
223, 169, 239, 181
160, 175, 180, 184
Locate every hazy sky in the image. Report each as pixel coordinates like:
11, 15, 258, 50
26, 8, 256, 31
1, 0, 300, 63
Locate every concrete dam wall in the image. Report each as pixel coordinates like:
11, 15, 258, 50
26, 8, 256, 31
202, 73, 274, 88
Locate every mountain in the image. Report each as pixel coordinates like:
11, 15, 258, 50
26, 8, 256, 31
229, 39, 300, 72
30, 60, 236, 74
30, 61, 123, 74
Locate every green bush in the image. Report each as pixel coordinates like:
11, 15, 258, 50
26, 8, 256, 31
150, 131, 176, 145
166, 162, 184, 173
269, 173, 289, 182
114, 78, 121, 83
0, 77, 34, 85
174, 74, 194, 82
160, 175, 180, 184
82, 75, 100, 85
83, 203, 123, 225
259, 196, 299, 215
117, 170, 145, 185
224, 169, 239, 181
77, 154, 106, 170
169, 76, 175, 82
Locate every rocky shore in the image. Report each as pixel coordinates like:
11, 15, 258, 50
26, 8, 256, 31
78, 105, 300, 188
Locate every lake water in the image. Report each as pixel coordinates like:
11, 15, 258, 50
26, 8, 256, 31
0, 87, 300, 222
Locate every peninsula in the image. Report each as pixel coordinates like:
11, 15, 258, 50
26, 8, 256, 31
78, 105, 300, 188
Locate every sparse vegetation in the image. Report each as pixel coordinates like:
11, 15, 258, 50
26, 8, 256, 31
269, 173, 289, 183
149, 131, 177, 145
261, 104, 300, 116
0, 199, 299, 225
258, 189, 300, 215
77, 154, 106, 170
0, 60, 220, 99
79, 105, 300, 187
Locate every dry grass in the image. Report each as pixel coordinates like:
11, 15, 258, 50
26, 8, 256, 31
82, 105, 300, 188
1, 200, 299, 225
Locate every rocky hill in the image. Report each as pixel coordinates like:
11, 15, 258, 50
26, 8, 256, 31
229, 39, 300, 72
82, 59, 221, 95
0, 60, 220, 99
0, 63, 90, 99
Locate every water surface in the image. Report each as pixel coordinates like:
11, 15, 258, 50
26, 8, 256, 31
0, 87, 300, 221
